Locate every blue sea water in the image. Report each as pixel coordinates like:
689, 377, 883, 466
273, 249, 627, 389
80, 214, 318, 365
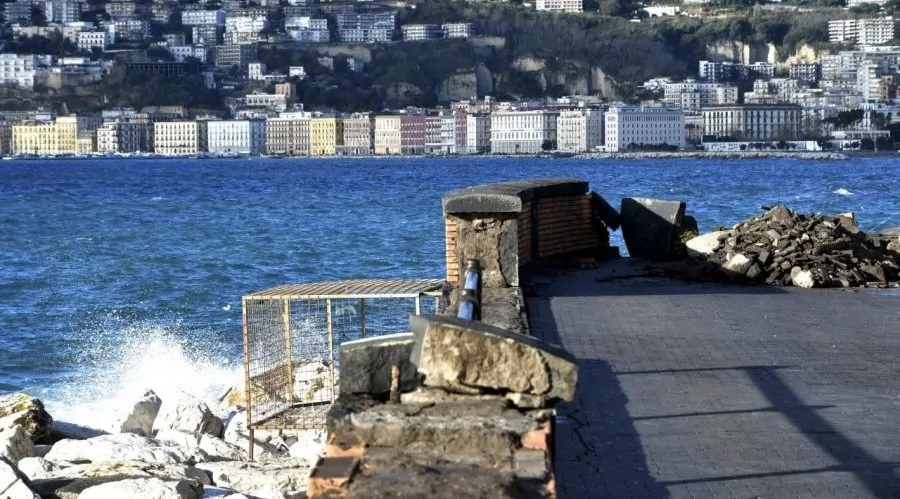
0, 157, 898, 423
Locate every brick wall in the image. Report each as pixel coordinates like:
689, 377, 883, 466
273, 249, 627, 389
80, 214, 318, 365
445, 217, 458, 283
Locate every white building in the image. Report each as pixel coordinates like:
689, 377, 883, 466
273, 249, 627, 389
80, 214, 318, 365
286, 17, 329, 42
465, 114, 491, 154
0, 54, 47, 89
556, 109, 604, 153
857, 60, 882, 101
207, 120, 266, 155
77, 31, 112, 51
490, 110, 558, 154
50, 0, 81, 23
336, 12, 396, 43
169, 45, 208, 63
181, 9, 225, 26
225, 8, 268, 42
248, 62, 267, 80
96, 120, 145, 153
828, 18, 897, 45
153, 121, 204, 155
663, 80, 739, 112
442, 23, 473, 38
244, 92, 287, 112
110, 19, 151, 41
604, 106, 685, 152
401, 24, 441, 41
643, 5, 679, 16
535, 0, 582, 12
289, 66, 306, 78
701, 104, 802, 141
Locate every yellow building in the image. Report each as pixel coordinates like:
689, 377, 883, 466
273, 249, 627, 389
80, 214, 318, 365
153, 121, 202, 156
12, 122, 59, 155
11, 115, 101, 155
374, 115, 401, 155
309, 117, 344, 156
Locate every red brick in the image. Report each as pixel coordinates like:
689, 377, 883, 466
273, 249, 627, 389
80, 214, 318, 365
307, 457, 360, 498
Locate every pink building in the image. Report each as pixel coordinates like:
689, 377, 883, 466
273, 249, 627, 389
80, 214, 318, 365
400, 114, 426, 155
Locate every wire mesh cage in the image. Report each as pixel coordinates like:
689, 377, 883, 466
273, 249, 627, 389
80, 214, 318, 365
241, 278, 446, 448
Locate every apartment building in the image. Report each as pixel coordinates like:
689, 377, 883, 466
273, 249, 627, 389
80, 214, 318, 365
285, 16, 329, 42
442, 23, 473, 38
374, 115, 401, 155
336, 11, 396, 43
465, 114, 491, 154
153, 121, 205, 155
111, 19, 151, 41
214, 44, 258, 70
96, 120, 146, 153
828, 18, 897, 45
535, 0, 582, 12
309, 116, 344, 156
193, 25, 220, 45
556, 108, 604, 153
77, 31, 112, 52
402, 24, 441, 41
0, 54, 47, 89
51, 0, 82, 23
182, 9, 225, 26
266, 112, 310, 155
490, 110, 558, 154
604, 106, 685, 152
701, 104, 802, 141
424, 114, 456, 154
225, 8, 268, 35
340, 114, 374, 155
663, 80, 739, 112
206, 120, 266, 155
400, 114, 426, 155
12, 122, 58, 155
790, 63, 821, 84
11, 115, 101, 155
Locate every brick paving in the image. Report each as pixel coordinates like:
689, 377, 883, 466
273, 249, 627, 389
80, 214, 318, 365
525, 261, 900, 499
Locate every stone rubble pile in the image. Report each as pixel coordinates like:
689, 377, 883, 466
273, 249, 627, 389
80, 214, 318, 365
0, 387, 322, 499
304, 314, 577, 498
686, 205, 900, 288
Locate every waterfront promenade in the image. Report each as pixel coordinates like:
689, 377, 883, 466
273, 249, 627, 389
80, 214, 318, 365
526, 260, 900, 499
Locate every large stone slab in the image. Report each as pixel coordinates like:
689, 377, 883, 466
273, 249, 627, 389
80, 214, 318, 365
78, 477, 203, 499
442, 179, 588, 215
28, 459, 211, 499
0, 393, 53, 443
44, 433, 197, 465
114, 389, 162, 437
620, 197, 686, 261
686, 230, 730, 258
339, 333, 419, 397
195, 458, 310, 499
409, 315, 578, 402
0, 456, 40, 499
154, 391, 224, 438
326, 396, 547, 468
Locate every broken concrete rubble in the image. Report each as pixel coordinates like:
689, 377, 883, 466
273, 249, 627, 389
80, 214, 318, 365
683, 206, 900, 287
409, 314, 578, 403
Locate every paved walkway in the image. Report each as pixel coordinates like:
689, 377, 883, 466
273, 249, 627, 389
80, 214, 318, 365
525, 261, 900, 499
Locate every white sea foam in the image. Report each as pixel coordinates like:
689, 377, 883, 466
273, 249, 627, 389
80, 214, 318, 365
46, 317, 242, 430
833, 188, 854, 196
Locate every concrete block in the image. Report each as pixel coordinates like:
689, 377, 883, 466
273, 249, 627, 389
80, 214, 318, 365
409, 315, 578, 403
442, 179, 588, 215
339, 333, 419, 397
307, 457, 359, 499
620, 197, 686, 261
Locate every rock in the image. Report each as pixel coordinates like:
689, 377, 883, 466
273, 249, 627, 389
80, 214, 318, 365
15, 457, 58, 479
49, 421, 107, 441
221, 411, 285, 461
78, 477, 203, 499
0, 425, 35, 464
199, 435, 247, 462
286, 430, 326, 467
155, 391, 224, 438
196, 458, 310, 499
1, 456, 39, 499
685, 231, 730, 257
620, 197, 686, 261
339, 333, 419, 397
115, 390, 162, 437
409, 315, 578, 402
200, 486, 255, 498
44, 433, 195, 465
723, 253, 753, 275
28, 459, 212, 498
0, 393, 53, 443
888, 237, 900, 254
791, 270, 816, 288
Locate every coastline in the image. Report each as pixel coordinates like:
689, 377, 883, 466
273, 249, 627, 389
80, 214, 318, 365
1, 150, 855, 161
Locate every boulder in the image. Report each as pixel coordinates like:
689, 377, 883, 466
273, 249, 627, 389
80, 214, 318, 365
50, 421, 107, 441
78, 477, 203, 499
0, 455, 40, 499
286, 430, 326, 467
409, 315, 578, 402
339, 333, 419, 397
0, 393, 53, 443
723, 253, 754, 275
28, 459, 211, 498
115, 389, 162, 437
15, 457, 58, 479
200, 486, 255, 498
155, 391, 224, 438
620, 197, 686, 261
685, 231, 730, 257
0, 425, 35, 464
791, 269, 816, 289
196, 458, 310, 499
44, 433, 196, 465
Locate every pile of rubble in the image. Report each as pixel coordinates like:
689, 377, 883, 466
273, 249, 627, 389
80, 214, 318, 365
686, 205, 900, 288
307, 314, 578, 498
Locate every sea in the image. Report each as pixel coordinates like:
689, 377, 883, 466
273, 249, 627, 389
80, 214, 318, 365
1, 156, 898, 427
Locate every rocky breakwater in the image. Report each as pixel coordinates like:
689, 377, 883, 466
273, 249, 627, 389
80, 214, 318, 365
684, 206, 900, 288
306, 315, 578, 498
0, 388, 326, 499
